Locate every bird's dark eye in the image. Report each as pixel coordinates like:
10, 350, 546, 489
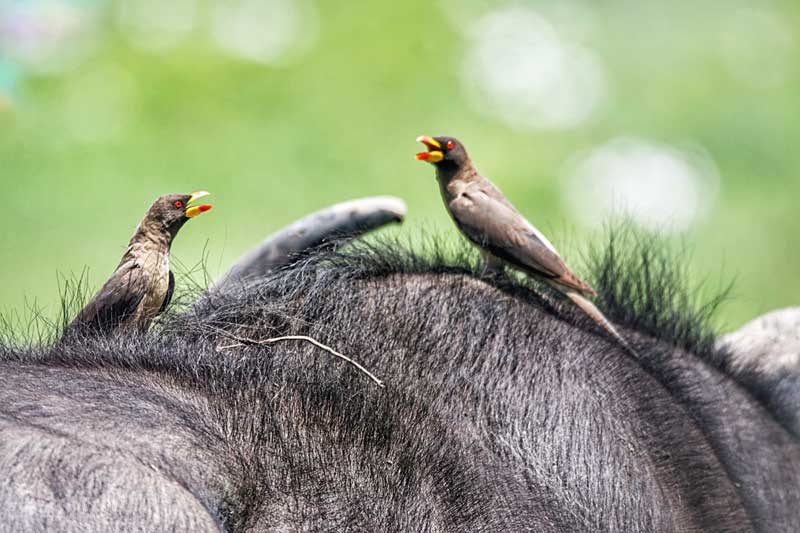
174, 200, 183, 209
446, 140, 455, 150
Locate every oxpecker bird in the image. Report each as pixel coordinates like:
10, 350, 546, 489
67, 192, 213, 336
415, 135, 634, 354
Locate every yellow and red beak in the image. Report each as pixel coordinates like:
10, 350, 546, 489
415, 135, 443, 164
185, 190, 213, 218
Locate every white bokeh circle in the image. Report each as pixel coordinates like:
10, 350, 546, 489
460, 6, 606, 130
562, 138, 720, 233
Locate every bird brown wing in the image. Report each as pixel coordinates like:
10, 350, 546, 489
157, 270, 175, 315
449, 186, 595, 295
69, 262, 146, 334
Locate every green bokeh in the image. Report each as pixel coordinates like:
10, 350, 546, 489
1, 0, 798, 333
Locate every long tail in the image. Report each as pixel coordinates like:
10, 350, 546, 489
565, 291, 639, 358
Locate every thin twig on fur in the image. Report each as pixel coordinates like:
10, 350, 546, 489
214, 328, 384, 388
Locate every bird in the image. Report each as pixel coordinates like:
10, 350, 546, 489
66, 192, 213, 336
415, 135, 635, 355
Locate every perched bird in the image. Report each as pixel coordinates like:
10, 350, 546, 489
66, 192, 213, 336
415, 135, 634, 354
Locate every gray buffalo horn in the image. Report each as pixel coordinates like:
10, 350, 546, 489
214, 196, 407, 291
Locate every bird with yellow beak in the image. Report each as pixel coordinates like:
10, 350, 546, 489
67, 192, 213, 335
416, 134, 636, 355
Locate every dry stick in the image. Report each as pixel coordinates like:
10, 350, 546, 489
214, 328, 384, 388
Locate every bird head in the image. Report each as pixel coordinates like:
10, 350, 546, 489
415, 135, 469, 169
148, 191, 213, 237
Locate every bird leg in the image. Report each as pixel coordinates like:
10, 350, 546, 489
480, 251, 505, 278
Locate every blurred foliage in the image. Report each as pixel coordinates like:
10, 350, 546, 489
1, 0, 799, 333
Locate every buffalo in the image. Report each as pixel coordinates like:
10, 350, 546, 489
1, 198, 798, 532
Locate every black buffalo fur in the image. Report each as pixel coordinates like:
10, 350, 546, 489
1, 234, 798, 532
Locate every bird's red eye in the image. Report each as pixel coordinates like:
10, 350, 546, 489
446, 140, 455, 150
174, 200, 183, 209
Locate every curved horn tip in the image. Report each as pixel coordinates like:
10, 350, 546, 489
373, 196, 408, 221
326, 196, 408, 222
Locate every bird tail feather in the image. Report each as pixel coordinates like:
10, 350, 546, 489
565, 291, 639, 358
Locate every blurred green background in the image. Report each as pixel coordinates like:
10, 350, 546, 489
1, 0, 798, 333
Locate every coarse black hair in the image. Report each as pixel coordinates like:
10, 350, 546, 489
1, 231, 798, 532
